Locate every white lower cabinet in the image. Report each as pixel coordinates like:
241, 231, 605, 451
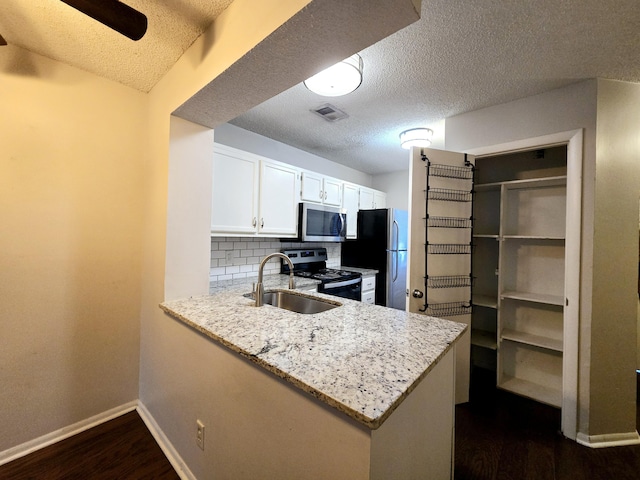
211, 144, 299, 237
361, 274, 376, 304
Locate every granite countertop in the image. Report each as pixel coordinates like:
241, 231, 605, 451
337, 265, 379, 276
161, 274, 466, 430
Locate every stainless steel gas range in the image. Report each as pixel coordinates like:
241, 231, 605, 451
280, 248, 362, 301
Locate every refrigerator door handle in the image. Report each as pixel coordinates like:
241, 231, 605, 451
392, 219, 399, 251
392, 251, 398, 281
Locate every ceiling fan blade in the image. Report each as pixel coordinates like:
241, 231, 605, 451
60, 0, 147, 41
0, 33, 7, 46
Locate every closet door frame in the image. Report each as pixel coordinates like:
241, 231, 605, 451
466, 129, 583, 441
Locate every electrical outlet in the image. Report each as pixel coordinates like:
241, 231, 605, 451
196, 420, 205, 450
225, 250, 234, 263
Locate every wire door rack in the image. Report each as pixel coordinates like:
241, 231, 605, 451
420, 152, 474, 317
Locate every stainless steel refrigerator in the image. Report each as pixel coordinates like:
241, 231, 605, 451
341, 208, 408, 310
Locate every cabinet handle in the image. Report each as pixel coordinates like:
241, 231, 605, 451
252, 217, 257, 227
324, 191, 328, 200
261, 218, 264, 228
320, 190, 323, 199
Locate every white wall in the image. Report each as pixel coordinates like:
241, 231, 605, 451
0, 47, 145, 455
166, 116, 214, 301
588, 78, 640, 435
372, 170, 410, 210
214, 123, 372, 186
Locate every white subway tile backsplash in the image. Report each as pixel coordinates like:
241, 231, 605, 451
210, 267, 226, 276
209, 237, 342, 282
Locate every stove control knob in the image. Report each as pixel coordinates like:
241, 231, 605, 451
412, 289, 424, 299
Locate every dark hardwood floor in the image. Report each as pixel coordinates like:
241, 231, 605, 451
1, 374, 638, 479
455, 369, 640, 480
0, 411, 179, 480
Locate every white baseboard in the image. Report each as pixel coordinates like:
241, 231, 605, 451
576, 430, 640, 448
0, 401, 137, 467
136, 402, 196, 480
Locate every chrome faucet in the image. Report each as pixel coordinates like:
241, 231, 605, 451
254, 252, 295, 307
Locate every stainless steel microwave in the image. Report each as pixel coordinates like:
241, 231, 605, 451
298, 202, 347, 242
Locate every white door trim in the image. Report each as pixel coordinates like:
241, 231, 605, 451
465, 129, 583, 441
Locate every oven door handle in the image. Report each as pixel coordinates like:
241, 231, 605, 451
322, 277, 362, 289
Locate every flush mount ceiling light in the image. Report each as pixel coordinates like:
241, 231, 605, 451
303, 54, 363, 97
399, 128, 434, 149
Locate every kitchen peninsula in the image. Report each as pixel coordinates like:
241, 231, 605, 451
161, 275, 467, 479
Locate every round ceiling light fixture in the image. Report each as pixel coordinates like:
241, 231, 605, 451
399, 128, 434, 149
303, 54, 363, 97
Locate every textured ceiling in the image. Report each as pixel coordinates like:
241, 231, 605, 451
3, 1, 639, 176
227, 0, 640, 175
0, 0, 234, 92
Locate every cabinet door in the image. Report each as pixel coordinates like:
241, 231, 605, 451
323, 177, 343, 206
373, 190, 386, 208
359, 188, 375, 209
342, 183, 359, 239
300, 171, 324, 203
259, 161, 299, 236
211, 149, 258, 234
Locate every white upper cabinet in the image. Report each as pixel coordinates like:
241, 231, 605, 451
359, 187, 386, 210
374, 190, 387, 209
211, 147, 259, 235
301, 171, 342, 206
323, 177, 343, 206
342, 183, 360, 239
211, 143, 389, 238
259, 161, 299, 236
300, 171, 323, 203
211, 144, 299, 237
359, 187, 375, 209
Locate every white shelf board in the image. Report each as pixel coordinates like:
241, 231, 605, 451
501, 329, 563, 352
474, 182, 502, 191
472, 294, 498, 309
499, 376, 562, 408
502, 175, 567, 190
503, 235, 565, 241
473, 234, 499, 239
501, 291, 564, 306
471, 330, 497, 350
475, 175, 567, 192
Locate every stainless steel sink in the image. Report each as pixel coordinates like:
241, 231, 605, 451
261, 291, 341, 314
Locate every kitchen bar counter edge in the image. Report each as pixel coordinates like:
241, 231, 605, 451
160, 274, 466, 430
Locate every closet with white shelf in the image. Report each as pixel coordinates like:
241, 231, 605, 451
471, 146, 568, 408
